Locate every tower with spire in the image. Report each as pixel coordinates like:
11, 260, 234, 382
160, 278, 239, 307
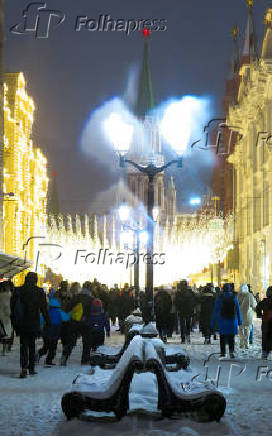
240, 0, 258, 66
211, 23, 242, 216
239, 0, 259, 97
126, 30, 173, 221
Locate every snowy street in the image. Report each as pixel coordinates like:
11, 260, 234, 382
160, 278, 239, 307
0, 320, 271, 436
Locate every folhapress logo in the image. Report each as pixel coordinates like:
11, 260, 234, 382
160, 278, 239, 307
10, 3, 167, 39
10, 2, 65, 39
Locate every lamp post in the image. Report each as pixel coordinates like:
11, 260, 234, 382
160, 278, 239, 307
119, 157, 182, 316
104, 107, 186, 318
118, 203, 147, 296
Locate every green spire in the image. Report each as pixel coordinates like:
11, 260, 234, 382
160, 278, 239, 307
135, 37, 155, 118
48, 172, 59, 216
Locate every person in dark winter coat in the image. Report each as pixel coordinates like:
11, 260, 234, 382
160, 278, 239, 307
83, 298, 110, 356
199, 284, 216, 344
211, 283, 242, 358
10, 272, 50, 378
37, 291, 64, 366
154, 288, 172, 342
175, 281, 196, 343
256, 286, 272, 359
108, 286, 119, 325
57, 281, 70, 306
117, 287, 133, 334
60, 282, 94, 365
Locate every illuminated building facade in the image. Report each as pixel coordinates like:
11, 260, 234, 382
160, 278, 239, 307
0, 0, 4, 250
228, 6, 272, 294
3, 72, 48, 282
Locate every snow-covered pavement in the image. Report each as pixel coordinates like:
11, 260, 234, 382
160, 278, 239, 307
0, 319, 271, 436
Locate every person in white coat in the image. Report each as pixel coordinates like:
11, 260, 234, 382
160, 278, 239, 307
0, 281, 12, 337
237, 283, 257, 349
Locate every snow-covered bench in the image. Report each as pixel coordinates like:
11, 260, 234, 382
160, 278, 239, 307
61, 335, 144, 421
90, 325, 190, 371
89, 324, 144, 369
163, 344, 190, 371
143, 340, 226, 422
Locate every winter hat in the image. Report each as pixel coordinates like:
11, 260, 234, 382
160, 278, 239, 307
25, 272, 38, 285
83, 281, 92, 290
223, 283, 231, 293
91, 298, 103, 312
239, 283, 248, 293
266, 287, 272, 298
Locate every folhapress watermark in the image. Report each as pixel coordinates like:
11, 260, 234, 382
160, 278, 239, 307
75, 16, 167, 35
10, 2, 65, 39
22, 237, 166, 272
10, 2, 167, 39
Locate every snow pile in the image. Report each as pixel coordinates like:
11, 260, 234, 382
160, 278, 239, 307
164, 344, 187, 357
95, 345, 122, 356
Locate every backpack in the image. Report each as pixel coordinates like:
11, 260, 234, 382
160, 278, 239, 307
12, 290, 24, 330
221, 296, 236, 319
71, 302, 83, 322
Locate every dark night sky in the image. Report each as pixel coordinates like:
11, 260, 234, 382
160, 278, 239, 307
4, 0, 272, 214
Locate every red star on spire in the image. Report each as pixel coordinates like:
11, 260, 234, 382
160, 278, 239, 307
142, 27, 151, 38
52, 171, 57, 177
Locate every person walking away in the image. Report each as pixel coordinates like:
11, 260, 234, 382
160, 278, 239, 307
199, 284, 216, 344
169, 287, 178, 336
37, 290, 64, 366
211, 283, 242, 358
85, 298, 110, 353
256, 286, 272, 359
117, 287, 131, 334
96, 284, 110, 313
238, 284, 256, 350
154, 288, 172, 342
10, 272, 50, 378
175, 281, 196, 344
60, 281, 93, 365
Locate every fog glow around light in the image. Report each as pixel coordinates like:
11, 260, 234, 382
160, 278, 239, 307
160, 96, 209, 154
190, 197, 201, 206
104, 113, 133, 155
118, 204, 130, 222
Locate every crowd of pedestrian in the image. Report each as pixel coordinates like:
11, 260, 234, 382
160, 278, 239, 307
154, 280, 272, 360
1, 274, 137, 378
0, 273, 272, 378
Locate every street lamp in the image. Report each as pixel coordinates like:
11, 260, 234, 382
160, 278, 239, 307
118, 157, 182, 307
115, 154, 182, 321
105, 102, 194, 318
118, 203, 130, 222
